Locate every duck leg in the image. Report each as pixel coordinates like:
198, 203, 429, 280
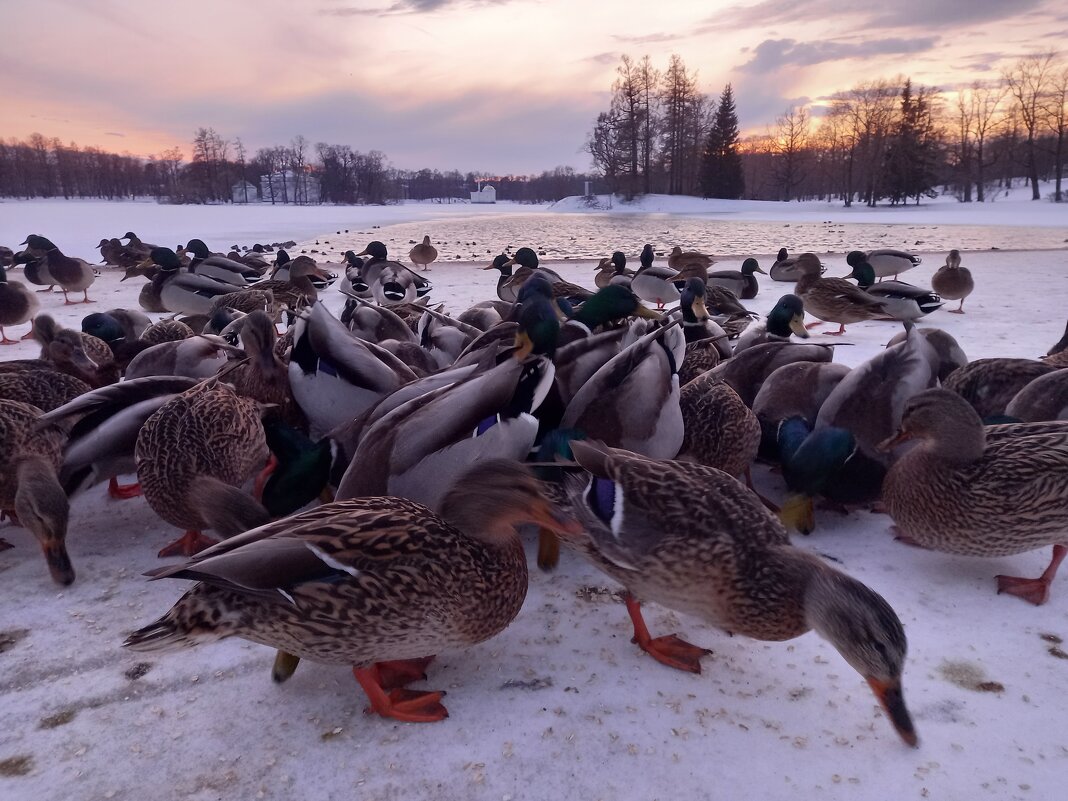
804, 320, 823, 330
823, 323, 847, 336
537, 529, 561, 571
253, 455, 279, 501
352, 665, 448, 723
0, 326, 18, 345
948, 299, 966, 314
108, 476, 142, 499
36, 285, 55, 293
624, 593, 710, 673
375, 656, 436, 690
81, 289, 95, 303
996, 544, 1067, 606
157, 530, 220, 558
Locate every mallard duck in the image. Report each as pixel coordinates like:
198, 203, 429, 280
206, 287, 276, 317
711, 340, 834, 407
33, 315, 119, 388
0, 369, 89, 412
843, 254, 942, 321
707, 257, 764, 299
752, 361, 851, 458
0, 245, 13, 267
341, 295, 420, 344
593, 252, 634, 289
1005, 370, 1068, 422
288, 303, 418, 440
676, 278, 731, 359
930, 250, 973, 314
354, 241, 431, 299
560, 321, 685, 459
881, 388, 1068, 605
667, 245, 714, 271
141, 319, 195, 346
483, 254, 520, 302
145, 248, 250, 316
779, 324, 938, 532
769, 247, 803, 282
372, 262, 420, 305
123, 335, 243, 381
20, 235, 96, 304
457, 299, 511, 332
943, 358, 1057, 419
409, 235, 438, 271
677, 341, 721, 386
223, 311, 303, 428
122, 231, 158, 259
848, 248, 921, 280
558, 441, 917, 746
1045, 320, 1068, 363
0, 264, 40, 344
885, 327, 967, 382
124, 460, 577, 722
631, 246, 681, 309
185, 239, 265, 286
40, 376, 199, 500
499, 248, 589, 306
677, 372, 760, 479
733, 295, 810, 355
0, 399, 72, 583
12, 249, 56, 292
337, 351, 556, 510
794, 253, 886, 335
246, 255, 331, 316
135, 379, 270, 557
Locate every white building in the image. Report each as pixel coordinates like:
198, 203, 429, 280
470, 185, 497, 204
230, 180, 258, 203
259, 170, 321, 204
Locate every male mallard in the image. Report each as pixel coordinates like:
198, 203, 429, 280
707, 257, 764, 299
124, 460, 578, 722
711, 340, 834, 407
676, 278, 731, 358
733, 294, 810, 355
0, 399, 72, 584
793, 253, 885, 335
885, 327, 967, 382
135, 380, 270, 557
559, 441, 917, 746
881, 389, 1068, 605
185, 239, 265, 286
843, 254, 942, 321
0, 264, 40, 344
631, 245, 680, 309
409, 235, 438, 271
930, 250, 974, 314
20, 235, 96, 304
12, 249, 56, 292
769, 247, 802, 282
593, 252, 633, 289
560, 321, 685, 459
123, 335, 243, 381
354, 241, 431, 299
146, 248, 249, 316
752, 361, 851, 458
848, 248, 921, 280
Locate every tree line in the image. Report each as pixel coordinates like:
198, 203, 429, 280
0, 129, 603, 205
587, 51, 1068, 205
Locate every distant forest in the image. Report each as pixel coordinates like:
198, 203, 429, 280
2, 52, 1065, 206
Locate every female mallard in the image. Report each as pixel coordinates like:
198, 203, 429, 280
20, 235, 96, 304
33, 315, 119, 388
559, 441, 917, 746
930, 250, 973, 314
409, 235, 438, 271
0, 368, 89, 412
135, 380, 270, 557
124, 460, 578, 723
0, 264, 40, 344
0, 399, 72, 584
843, 254, 942, 321
881, 389, 1068, 605
677, 372, 760, 480
793, 253, 885, 335
943, 358, 1057, 419
560, 321, 685, 459
848, 248, 921, 280
667, 245, 714, 272
707, 257, 764, 300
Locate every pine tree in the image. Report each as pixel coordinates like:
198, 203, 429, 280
699, 84, 744, 199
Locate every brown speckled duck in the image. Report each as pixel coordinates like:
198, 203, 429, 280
793, 253, 885, 335
559, 441, 917, 746
881, 389, 1068, 605
930, 249, 973, 314
0, 264, 40, 344
123, 460, 579, 723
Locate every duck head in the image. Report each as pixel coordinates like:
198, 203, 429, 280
185, 238, 213, 259
15, 459, 73, 586
482, 253, 513, 275
765, 294, 810, 339
741, 257, 766, 276
355, 241, 388, 261
679, 277, 710, 323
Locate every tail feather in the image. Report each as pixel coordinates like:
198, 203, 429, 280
191, 475, 270, 538
123, 586, 233, 653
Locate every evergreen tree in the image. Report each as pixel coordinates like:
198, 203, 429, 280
699, 84, 744, 199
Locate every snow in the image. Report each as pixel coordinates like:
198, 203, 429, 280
2, 196, 1068, 801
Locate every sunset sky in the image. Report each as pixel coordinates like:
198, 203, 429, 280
4, 0, 1065, 173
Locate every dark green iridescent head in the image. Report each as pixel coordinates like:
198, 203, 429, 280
781, 426, 857, 497
845, 256, 876, 288
572, 285, 655, 328
185, 239, 212, 259
766, 294, 808, 338
81, 312, 125, 343
149, 246, 183, 271
511, 247, 539, 269
611, 250, 627, 270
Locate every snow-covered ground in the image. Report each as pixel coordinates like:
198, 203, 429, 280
1, 198, 1068, 801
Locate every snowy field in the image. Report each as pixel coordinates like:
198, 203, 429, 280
1, 194, 1068, 801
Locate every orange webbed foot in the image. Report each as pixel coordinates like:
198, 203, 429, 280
353, 666, 448, 723
108, 476, 142, 500
635, 633, 712, 674
158, 530, 219, 558
996, 574, 1052, 606
375, 656, 436, 691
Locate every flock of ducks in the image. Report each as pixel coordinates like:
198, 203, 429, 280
2, 228, 1065, 751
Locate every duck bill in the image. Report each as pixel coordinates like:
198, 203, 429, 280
789, 314, 810, 338
42, 539, 76, 586
481, 262, 499, 271
513, 331, 535, 360
866, 676, 918, 747
690, 295, 710, 322
354, 248, 370, 257
531, 504, 584, 537
753, 265, 767, 274
632, 304, 661, 320
877, 429, 912, 452
537, 530, 561, 572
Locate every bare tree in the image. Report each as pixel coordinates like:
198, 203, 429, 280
1005, 52, 1056, 200
1042, 63, 1068, 202
772, 106, 810, 201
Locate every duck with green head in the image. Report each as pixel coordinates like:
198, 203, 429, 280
843, 253, 942, 321
708, 257, 765, 299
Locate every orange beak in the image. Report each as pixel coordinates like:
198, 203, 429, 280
876, 429, 913, 453
866, 676, 918, 747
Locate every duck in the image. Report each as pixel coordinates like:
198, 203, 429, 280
885, 327, 967, 382
594, 252, 634, 289
707, 257, 764, 299
881, 388, 1068, 605
123, 460, 578, 722
337, 350, 557, 510
752, 361, 851, 458
123, 335, 243, 381
1005, 369, 1068, 422
676, 278, 732, 359
943, 358, 1058, 419
288, 302, 419, 440
141, 319, 195, 346
354, 241, 431, 299
145, 248, 250, 316
930, 250, 974, 314
12, 249, 56, 292
677, 372, 760, 480
711, 340, 834, 407
0, 368, 90, 412
557, 440, 917, 746
631, 245, 681, 309
733, 294, 810, 355
0, 245, 13, 267
667, 245, 714, 272
20, 235, 97, 304
793, 253, 886, 335
848, 248, 921, 280
135, 379, 271, 558
0, 399, 72, 584
122, 232, 158, 259
843, 254, 943, 321
234, 254, 331, 319
769, 247, 803, 282
560, 320, 685, 459
497, 248, 586, 305
32, 315, 119, 388
0, 264, 40, 344
409, 235, 438, 271
185, 239, 266, 286
97, 238, 141, 268
223, 311, 304, 428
